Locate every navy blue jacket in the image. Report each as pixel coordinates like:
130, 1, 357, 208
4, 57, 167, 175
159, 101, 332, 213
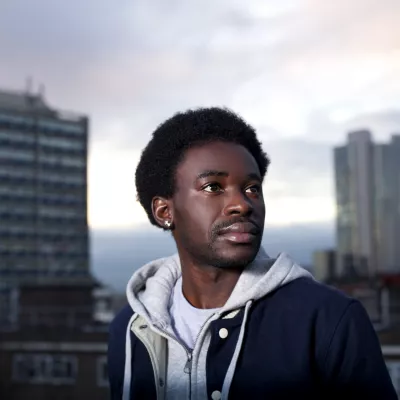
108, 278, 396, 399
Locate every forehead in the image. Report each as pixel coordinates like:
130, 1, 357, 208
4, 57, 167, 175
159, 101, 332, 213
176, 141, 260, 180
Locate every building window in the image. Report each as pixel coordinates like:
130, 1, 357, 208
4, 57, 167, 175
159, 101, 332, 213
38, 136, 84, 150
386, 361, 400, 394
38, 119, 84, 135
96, 356, 108, 387
12, 353, 77, 385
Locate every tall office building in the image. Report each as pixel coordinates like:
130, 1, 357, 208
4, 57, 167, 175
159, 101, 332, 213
0, 88, 89, 282
374, 135, 400, 273
0, 88, 92, 326
334, 130, 400, 277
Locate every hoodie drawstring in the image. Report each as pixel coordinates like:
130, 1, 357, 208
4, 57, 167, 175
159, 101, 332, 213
221, 300, 253, 400
123, 313, 137, 400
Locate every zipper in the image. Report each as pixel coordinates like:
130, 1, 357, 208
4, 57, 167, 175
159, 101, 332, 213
158, 312, 220, 399
137, 312, 221, 399
184, 353, 192, 374
150, 326, 193, 398
184, 352, 193, 398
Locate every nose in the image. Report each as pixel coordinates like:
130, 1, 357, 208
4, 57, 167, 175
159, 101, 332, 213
223, 189, 253, 217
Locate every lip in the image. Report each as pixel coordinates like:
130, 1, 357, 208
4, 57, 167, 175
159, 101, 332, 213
217, 222, 260, 244
218, 222, 260, 235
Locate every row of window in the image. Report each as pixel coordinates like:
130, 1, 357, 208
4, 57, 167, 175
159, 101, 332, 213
0, 132, 86, 150
0, 176, 86, 187
0, 268, 89, 276
39, 136, 86, 150
0, 138, 35, 150
0, 167, 35, 178
38, 119, 86, 135
0, 113, 86, 136
0, 211, 86, 220
0, 250, 87, 257
0, 242, 87, 253
0, 148, 35, 161
0, 186, 35, 196
12, 354, 107, 387
38, 154, 86, 168
0, 160, 85, 174
11, 174, 85, 185
0, 136, 86, 152
0, 130, 35, 143
0, 195, 85, 206
0, 230, 87, 238
0, 226, 86, 235
0, 173, 86, 184
0, 148, 86, 167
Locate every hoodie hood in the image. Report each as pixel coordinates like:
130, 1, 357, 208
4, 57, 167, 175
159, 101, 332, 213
126, 247, 313, 330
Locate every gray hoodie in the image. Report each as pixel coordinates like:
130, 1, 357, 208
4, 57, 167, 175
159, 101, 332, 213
123, 247, 313, 400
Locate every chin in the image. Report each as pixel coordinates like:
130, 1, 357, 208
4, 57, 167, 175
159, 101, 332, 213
211, 244, 260, 269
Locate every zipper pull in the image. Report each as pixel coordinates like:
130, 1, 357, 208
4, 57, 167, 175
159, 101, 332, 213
184, 353, 192, 374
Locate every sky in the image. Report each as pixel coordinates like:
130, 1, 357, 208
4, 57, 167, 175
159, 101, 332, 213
1, 0, 399, 233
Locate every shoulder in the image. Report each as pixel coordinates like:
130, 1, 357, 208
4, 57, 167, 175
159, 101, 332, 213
272, 277, 354, 308
255, 277, 358, 330
109, 303, 134, 337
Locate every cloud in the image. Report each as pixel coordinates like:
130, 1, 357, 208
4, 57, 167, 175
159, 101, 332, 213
0, 0, 399, 229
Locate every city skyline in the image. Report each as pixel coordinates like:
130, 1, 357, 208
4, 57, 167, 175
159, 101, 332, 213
335, 131, 400, 277
1, 0, 400, 230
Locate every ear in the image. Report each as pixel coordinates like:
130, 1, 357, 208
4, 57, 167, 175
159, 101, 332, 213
152, 196, 173, 229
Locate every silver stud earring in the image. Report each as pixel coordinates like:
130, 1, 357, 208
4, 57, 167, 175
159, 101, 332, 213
164, 221, 171, 228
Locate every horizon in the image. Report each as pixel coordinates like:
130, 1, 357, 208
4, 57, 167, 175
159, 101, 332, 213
90, 220, 335, 293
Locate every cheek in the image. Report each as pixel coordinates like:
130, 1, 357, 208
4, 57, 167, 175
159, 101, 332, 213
179, 203, 215, 237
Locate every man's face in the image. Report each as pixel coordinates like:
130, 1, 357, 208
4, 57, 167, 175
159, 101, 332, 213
171, 141, 265, 269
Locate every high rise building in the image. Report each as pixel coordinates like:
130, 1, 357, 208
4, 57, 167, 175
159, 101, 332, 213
0, 88, 111, 400
0, 89, 90, 284
0, 87, 94, 329
334, 130, 400, 277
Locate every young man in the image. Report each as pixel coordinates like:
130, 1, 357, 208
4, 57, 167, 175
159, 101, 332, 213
108, 108, 396, 399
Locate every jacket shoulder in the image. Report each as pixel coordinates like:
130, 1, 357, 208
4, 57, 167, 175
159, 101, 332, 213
109, 303, 134, 335
274, 277, 354, 310
255, 277, 358, 341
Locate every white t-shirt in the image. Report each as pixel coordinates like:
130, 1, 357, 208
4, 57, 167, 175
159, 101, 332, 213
169, 277, 220, 350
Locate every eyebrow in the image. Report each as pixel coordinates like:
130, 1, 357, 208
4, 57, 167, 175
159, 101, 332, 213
195, 170, 261, 181
196, 170, 229, 180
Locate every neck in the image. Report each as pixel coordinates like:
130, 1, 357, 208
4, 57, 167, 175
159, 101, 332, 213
179, 256, 243, 309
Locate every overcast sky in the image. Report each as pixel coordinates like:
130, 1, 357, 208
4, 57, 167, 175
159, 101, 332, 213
1, 0, 399, 231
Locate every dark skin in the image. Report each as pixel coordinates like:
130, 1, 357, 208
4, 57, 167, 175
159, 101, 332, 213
152, 141, 266, 309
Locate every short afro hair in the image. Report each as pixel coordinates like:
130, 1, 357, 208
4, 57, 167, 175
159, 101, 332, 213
135, 107, 270, 227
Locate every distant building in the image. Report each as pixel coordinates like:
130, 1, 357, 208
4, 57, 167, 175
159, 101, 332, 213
333, 274, 400, 396
0, 317, 109, 400
334, 131, 400, 277
0, 88, 90, 287
312, 249, 336, 282
0, 87, 111, 400
374, 135, 400, 274
0, 88, 93, 327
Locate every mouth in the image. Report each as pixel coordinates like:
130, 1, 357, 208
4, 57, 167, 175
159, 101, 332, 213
217, 222, 260, 244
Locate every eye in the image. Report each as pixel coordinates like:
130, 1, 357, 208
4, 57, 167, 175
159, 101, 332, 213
203, 183, 222, 193
246, 185, 261, 194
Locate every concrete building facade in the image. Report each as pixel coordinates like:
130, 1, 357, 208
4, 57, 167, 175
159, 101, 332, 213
0, 89, 90, 287
334, 131, 400, 277
0, 87, 111, 400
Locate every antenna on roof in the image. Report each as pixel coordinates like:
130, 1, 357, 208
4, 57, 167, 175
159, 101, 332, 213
25, 76, 33, 96
38, 83, 46, 99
